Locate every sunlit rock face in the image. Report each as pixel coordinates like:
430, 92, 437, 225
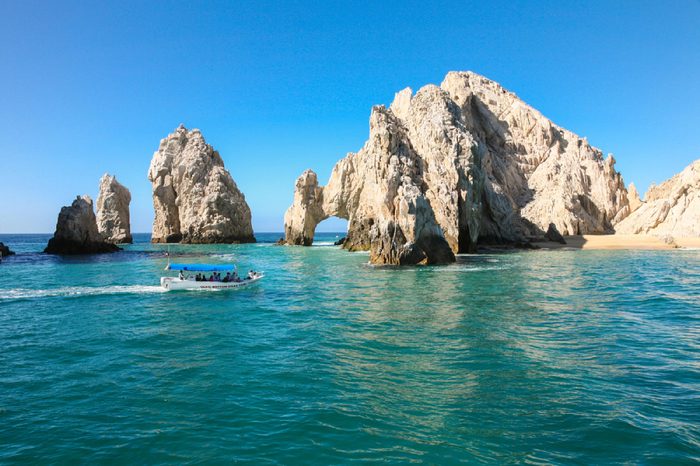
284, 71, 633, 265
96, 174, 132, 244
615, 159, 700, 237
148, 125, 255, 244
627, 183, 643, 213
45, 195, 121, 254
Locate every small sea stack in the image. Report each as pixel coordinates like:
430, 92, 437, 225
147, 125, 255, 244
0, 242, 15, 257
45, 195, 121, 254
96, 173, 132, 244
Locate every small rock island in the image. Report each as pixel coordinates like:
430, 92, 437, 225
0, 242, 15, 257
45, 195, 121, 254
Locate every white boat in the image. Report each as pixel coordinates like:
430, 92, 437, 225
160, 262, 264, 291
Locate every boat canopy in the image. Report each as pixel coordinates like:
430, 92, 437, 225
167, 263, 236, 272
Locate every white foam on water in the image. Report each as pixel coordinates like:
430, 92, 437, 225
446, 265, 512, 273
0, 285, 166, 300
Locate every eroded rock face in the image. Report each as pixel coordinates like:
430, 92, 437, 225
627, 183, 643, 213
283, 71, 632, 264
147, 125, 255, 243
45, 195, 121, 254
96, 174, 132, 244
615, 159, 700, 236
284, 170, 325, 246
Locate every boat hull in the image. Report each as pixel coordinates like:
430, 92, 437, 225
160, 274, 263, 291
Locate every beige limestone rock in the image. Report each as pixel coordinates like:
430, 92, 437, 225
147, 125, 255, 243
45, 195, 121, 254
96, 174, 132, 244
627, 183, 643, 212
283, 71, 633, 265
615, 159, 700, 236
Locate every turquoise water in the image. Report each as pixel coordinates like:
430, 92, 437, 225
1, 233, 700, 464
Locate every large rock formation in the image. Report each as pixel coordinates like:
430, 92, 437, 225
148, 125, 255, 243
283, 71, 633, 264
96, 174, 132, 244
45, 196, 121, 254
615, 159, 700, 236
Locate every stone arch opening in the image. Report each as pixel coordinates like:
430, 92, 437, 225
313, 217, 348, 245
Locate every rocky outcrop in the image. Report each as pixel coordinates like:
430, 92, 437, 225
615, 159, 700, 236
45, 196, 121, 254
283, 71, 632, 264
147, 125, 255, 243
284, 170, 325, 246
96, 174, 132, 244
545, 223, 566, 244
627, 183, 643, 213
0, 242, 14, 257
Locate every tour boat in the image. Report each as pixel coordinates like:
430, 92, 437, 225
160, 262, 264, 291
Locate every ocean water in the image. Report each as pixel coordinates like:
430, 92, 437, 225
1, 232, 699, 464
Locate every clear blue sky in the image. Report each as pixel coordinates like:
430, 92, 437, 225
1, 0, 699, 233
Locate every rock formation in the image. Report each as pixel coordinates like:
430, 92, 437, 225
283, 71, 632, 264
96, 174, 132, 244
615, 159, 700, 236
148, 125, 255, 243
545, 223, 566, 244
627, 183, 643, 213
45, 196, 121, 254
0, 242, 14, 257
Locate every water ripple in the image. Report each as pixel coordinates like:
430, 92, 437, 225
0, 235, 699, 463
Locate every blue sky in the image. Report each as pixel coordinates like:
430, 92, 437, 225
1, 0, 699, 233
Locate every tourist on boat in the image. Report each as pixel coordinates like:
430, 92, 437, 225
223, 272, 231, 282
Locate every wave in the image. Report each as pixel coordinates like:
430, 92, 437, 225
0, 285, 166, 300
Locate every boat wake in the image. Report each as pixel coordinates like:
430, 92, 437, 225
0, 285, 166, 300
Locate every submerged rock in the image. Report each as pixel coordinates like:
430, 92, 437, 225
147, 125, 255, 244
283, 71, 632, 264
45, 195, 121, 254
0, 242, 15, 257
615, 159, 700, 236
96, 174, 132, 244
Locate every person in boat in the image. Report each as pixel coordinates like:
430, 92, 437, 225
223, 272, 231, 282
247, 270, 255, 280
179, 270, 185, 280
209, 274, 215, 282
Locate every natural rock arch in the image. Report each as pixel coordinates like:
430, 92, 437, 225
283, 71, 634, 265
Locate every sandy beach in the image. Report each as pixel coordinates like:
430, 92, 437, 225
532, 234, 700, 250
